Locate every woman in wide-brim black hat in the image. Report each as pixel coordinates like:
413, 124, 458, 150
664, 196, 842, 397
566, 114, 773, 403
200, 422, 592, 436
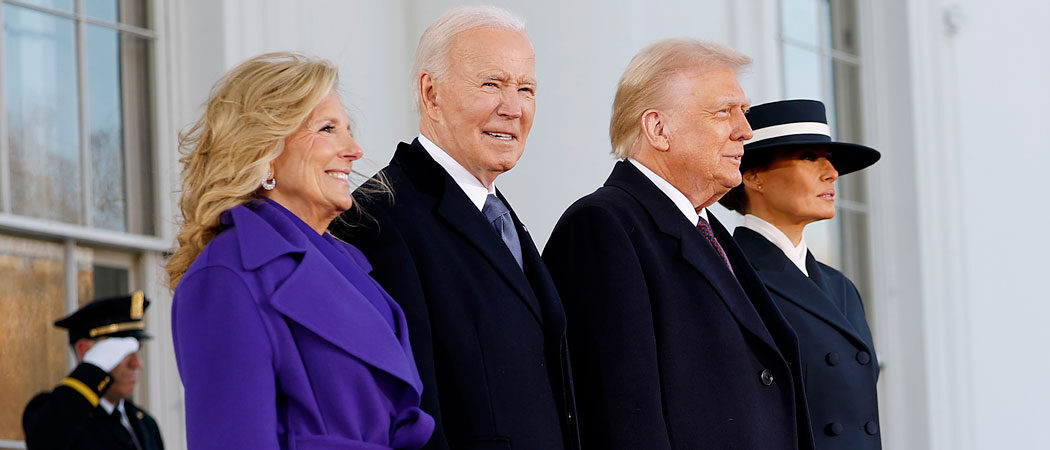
720, 99, 884, 450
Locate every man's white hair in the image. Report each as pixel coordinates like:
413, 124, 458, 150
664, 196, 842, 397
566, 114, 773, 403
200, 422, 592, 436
412, 5, 527, 110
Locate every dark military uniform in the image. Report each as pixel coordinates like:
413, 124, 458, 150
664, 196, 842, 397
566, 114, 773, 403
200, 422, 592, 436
21, 292, 164, 450
22, 362, 164, 450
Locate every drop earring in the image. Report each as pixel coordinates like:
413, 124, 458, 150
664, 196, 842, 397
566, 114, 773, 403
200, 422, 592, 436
261, 172, 276, 190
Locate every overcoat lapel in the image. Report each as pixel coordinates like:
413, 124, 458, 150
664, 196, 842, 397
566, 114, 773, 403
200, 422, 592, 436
734, 227, 872, 352
392, 141, 544, 324
230, 202, 423, 393
804, 253, 850, 314
605, 161, 779, 352
804, 254, 831, 293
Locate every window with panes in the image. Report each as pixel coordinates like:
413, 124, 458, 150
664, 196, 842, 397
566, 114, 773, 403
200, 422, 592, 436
0, 0, 158, 447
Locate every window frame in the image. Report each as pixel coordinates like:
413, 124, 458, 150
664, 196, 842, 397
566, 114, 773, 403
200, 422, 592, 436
0, 0, 164, 247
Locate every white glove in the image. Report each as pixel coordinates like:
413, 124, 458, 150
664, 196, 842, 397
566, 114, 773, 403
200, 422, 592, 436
83, 337, 139, 372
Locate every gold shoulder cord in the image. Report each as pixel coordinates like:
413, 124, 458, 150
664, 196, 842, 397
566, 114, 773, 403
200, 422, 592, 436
59, 377, 99, 407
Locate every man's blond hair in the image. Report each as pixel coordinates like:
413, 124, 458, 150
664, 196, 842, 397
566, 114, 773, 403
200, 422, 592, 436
609, 39, 751, 158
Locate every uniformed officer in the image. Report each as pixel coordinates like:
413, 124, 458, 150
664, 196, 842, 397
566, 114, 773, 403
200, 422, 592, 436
22, 291, 164, 450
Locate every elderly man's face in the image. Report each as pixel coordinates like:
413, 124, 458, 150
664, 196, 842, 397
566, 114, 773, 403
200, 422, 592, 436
663, 66, 752, 204
426, 27, 536, 187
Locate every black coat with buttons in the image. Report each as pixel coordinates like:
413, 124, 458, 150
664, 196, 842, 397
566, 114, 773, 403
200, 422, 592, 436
543, 161, 814, 450
734, 227, 881, 450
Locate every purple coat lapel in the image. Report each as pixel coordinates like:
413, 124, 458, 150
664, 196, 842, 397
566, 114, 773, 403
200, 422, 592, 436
227, 202, 423, 394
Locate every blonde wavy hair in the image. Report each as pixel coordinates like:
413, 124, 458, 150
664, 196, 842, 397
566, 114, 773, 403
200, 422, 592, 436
166, 52, 338, 290
609, 39, 751, 159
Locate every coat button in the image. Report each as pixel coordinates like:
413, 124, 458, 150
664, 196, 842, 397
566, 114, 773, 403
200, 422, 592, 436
760, 369, 774, 386
865, 420, 879, 435
825, 422, 843, 436
825, 352, 840, 366
856, 351, 871, 365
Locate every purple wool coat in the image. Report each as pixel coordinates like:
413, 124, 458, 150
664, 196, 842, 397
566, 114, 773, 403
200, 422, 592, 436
172, 199, 434, 450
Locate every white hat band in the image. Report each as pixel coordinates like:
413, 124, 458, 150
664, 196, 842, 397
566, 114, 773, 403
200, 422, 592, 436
746, 122, 832, 145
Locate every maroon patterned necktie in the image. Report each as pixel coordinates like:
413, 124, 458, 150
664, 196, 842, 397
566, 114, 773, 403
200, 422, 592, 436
696, 216, 734, 273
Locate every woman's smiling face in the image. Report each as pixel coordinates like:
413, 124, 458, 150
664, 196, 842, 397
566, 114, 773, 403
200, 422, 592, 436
264, 90, 363, 232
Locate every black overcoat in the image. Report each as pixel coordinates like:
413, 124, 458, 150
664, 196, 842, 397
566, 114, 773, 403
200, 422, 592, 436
733, 227, 882, 449
330, 140, 577, 450
542, 161, 814, 450
22, 362, 164, 450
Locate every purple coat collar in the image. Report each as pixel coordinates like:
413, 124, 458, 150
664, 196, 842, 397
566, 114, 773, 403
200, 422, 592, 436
222, 200, 423, 395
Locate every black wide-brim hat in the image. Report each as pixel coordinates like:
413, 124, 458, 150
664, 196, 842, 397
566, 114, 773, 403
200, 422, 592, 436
54, 291, 152, 344
742, 99, 881, 175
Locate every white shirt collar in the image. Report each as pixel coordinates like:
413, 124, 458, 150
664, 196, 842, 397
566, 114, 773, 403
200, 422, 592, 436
417, 133, 495, 211
742, 214, 809, 276
99, 397, 123, 415
628, 158, 705, 225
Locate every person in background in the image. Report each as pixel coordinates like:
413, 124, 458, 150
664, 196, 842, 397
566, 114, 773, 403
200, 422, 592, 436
330, 6, 577, 449
543, 39, 814, 449
720, 99, 882, 449
22, 291, 164, 450
167, 52, 433, 449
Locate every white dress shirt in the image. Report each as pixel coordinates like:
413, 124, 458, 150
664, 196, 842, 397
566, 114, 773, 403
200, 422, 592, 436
628, 158, 708, 225
418, 134, 495, 212
741, 214, 809, 276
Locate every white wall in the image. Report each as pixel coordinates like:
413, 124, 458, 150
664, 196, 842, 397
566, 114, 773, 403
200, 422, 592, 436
947, 0, 1050, 448
870, 0, 1050, 448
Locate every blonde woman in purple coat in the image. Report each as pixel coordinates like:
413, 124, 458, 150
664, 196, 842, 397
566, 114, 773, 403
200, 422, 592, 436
167, 52, 433, 449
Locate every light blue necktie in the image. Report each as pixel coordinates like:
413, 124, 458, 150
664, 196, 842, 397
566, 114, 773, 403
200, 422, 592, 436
483, 194, 523, 269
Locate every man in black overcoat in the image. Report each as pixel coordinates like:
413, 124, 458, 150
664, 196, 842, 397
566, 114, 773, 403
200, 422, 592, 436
543, 39, 814, 449
330, 6, 576, 450
22, 291, 164, 450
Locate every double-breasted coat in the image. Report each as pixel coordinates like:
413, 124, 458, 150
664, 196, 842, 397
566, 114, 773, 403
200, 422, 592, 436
543, 161, 814, 450
330, 140, 577, 450
22, 362, 164, 450
172, 199, 433, 449
733, 227, 881, 449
